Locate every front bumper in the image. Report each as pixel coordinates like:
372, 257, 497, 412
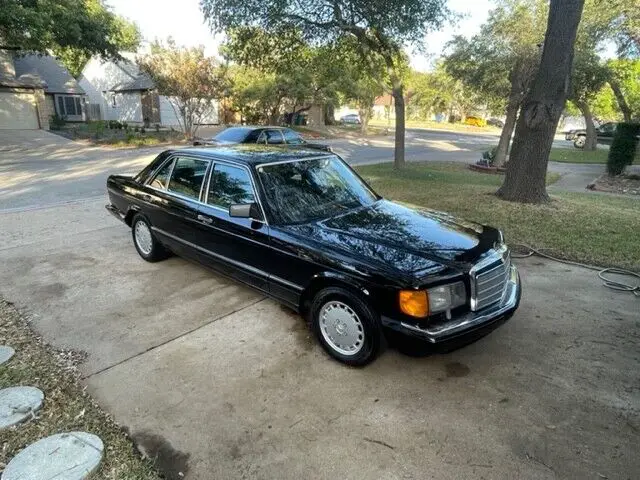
382, 265, 521, 343
105, 204, 125, 222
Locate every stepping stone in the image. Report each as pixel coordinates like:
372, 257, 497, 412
0, 346, 14, 365
0, 386, 44, 429
2, 432, 104, 480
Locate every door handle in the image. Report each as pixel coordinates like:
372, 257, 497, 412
197, 214, 213, 224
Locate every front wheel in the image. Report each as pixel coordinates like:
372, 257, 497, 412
131, 214, 169, 262
309, 287, 382, 366
573, 136, 586, 149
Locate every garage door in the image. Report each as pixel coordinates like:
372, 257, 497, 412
0, 92, 39, 129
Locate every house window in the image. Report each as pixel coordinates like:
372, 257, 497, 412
56, 95, 83, 117
111, 93, 117, 108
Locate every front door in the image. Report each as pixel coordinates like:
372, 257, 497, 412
193, 162, 272, 293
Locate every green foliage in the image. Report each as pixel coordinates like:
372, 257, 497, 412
607, 122, 640, 175
1, 0, 141, 77
138, 39, 227, 138
444, 0, 547, 110
608, 59, 640, 118
49, 114, 66, 130
479, 147, 500, 166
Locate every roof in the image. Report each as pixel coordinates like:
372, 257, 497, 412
176, 145, 333, 166
13, 54, 84, 94
109, 58, 155, 92
111, 71, 154, 92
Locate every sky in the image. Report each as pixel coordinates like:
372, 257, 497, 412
106, 0, 494, 71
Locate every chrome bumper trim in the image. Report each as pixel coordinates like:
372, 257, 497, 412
397, 265, 520, 343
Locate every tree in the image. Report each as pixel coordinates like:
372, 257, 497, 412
0, 0, 141, 76
497, 0, 586, 203
607, 59, 640, 121
138, 40, 227, 139
445, 1, 547, 166
54, 13, 141, 77
568, 51, 609, 150
222, 26, 347, 124
200, 0, 452, 169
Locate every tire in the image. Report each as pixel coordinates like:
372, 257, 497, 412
573, 136, 586, 149
309, 287, 383, 366
131, 214, 169, 262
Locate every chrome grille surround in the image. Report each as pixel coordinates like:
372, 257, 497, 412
470, 245, 511, 312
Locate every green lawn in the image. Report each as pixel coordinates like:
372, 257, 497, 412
369, 118, 502, 134
355, 162, 640, 271
549, 147, 640, 164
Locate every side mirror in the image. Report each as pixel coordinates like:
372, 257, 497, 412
229, 202, 262, 220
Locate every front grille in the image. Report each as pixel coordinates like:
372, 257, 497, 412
472, 252, 510, 311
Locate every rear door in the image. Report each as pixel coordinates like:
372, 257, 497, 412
144, 155, 211, 255
193, 161, 272, 292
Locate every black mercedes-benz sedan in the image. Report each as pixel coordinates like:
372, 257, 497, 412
106, 146, 521, 366
193, 126, 332, 152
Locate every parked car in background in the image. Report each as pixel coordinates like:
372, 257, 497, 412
106, 146, 521, 366
571, 122, 618, 148
487, 118, 505, 128
340, 114, 361, 125
193, 126, 332, 152
464, 116, 487, 127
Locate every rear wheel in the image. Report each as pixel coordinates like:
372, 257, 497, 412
573, 135, 586, 149
131, 214, 168, 262
309, 287, 382, 366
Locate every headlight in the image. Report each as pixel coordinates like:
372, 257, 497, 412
427, 281, 466, 314
399, 281, 466, 318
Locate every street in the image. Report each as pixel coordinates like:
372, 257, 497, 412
1, 129, 638, 479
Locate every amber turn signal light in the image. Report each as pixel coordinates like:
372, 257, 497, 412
399, 290, 429, 318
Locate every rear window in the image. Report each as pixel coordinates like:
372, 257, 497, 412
214, 128, 252, 143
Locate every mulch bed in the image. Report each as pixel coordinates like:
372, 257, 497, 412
587, 174, 640, 196
468, 164, 506, 174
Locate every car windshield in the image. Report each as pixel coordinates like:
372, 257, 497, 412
214, 127, 251, 143
257, 156, 378, 225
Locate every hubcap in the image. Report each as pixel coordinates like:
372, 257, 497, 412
134, 220, 153, 255
319, 301, 364, 356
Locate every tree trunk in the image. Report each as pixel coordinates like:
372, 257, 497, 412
609, 79, 632, 122
358, 105, 371, 135
497, 0, 585, 204
495, 94, 521, 166
575, 99, 597, 150
391, 78, 405, 169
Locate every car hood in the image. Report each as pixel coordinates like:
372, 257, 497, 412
282, 200, 502, 277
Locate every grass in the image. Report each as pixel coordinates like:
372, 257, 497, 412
369, 118, 502, 134
549, 147, 640, 164
0, 300, 161, 479
54, 124, 186, 148
355, 162, 640, 271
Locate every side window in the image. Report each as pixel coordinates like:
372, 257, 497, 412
283, 129, 304, 145
207, 164, 256, 209
149, 158, 175, 189
265, 130, 285, 144
167, 157, 209, 200
256, 131, 267, 144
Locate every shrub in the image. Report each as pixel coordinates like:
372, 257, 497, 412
87, 120, 106, 139
607, 123, 640, 176
464, 116, 487, 127
122, 122, 129, 131
478, 146, 499, 166
134, 126, 139, 133
140, 127, 146, 134
49, 114, 66, 130
154, 123, 161, 132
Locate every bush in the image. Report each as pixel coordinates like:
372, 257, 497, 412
478, 146, 499, 166
134, 126, 139, 133
607, 123, 640, 176
140, 127, 146, 134
122, 122, 129, 131
154, 123, 161, 132
464, 116, 487, 127
49, 114, 66, 130
87, 121, 106, 139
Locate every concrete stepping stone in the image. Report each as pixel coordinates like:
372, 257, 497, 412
0, 386, 44, 429
0, 345, 14, 365
2, 432, 104, 480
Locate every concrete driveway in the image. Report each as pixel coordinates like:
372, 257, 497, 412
0, 132, 638, 479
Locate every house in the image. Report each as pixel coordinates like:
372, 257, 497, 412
79, 55, 219, 127
0, 49, 86, 129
